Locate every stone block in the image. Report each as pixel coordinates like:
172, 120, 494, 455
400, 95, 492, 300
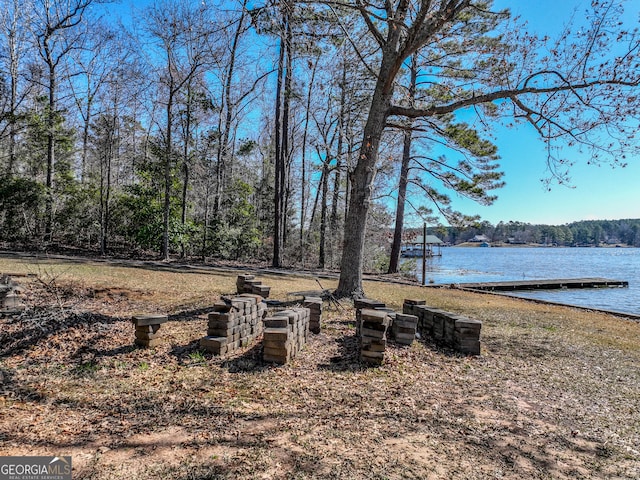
132, 314, 168, 327
360, 309, 389, 324
361, 340, 387, 352
263, 327, 289, 343
135, 338, 163, 348
205, 328, 230, 338
393, 333, 416, 343
263, 353, 289, 364
209, 311, 236, 322
212, 301, 232, 313
404, 298, 426, 306
361, 327, 386, 339
395, 313, 418, 326
254, 286, 271, 297
136, 324, 161, 334
200, 336, 228, 354
354, 298, 386, 310
455, 317, 482, 332
432, 313, 445, 341
394, 326, 417, 335
456, 340, 481, 355
135, 330, 161, 341
208, 318, 236, 330
362, 321, 387, 332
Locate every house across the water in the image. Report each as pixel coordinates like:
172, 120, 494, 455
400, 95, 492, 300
401, 234, 444, 257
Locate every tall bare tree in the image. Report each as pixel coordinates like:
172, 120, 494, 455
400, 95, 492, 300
144, 0, 211, 260
0, 0, 34, 176
334, 0, 640, 297
33, 0, 93, 241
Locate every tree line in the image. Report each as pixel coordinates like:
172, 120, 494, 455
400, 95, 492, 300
427, 219, 640, 247
0, 0, 638, 297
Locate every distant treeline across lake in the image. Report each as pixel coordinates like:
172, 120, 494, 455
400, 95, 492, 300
424, 218, 640, 247
410, 247, 640, 315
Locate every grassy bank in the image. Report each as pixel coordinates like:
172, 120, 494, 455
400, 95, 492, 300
1, 255, 639, 479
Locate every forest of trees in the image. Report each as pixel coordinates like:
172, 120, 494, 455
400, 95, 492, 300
0, 0, 638, 296
427, 219, 640, 247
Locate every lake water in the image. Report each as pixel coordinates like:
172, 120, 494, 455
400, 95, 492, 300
408, 247, 640, 315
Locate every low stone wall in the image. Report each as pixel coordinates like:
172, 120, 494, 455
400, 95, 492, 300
132, 314, 168, 348
0, 275, 26, 314
262, 307, 310, 364
403, 299, 482, 355
236, 274, 271, 298
200, 294, 267, 355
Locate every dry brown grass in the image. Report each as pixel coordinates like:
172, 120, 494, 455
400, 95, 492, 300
1, 255, 639, 479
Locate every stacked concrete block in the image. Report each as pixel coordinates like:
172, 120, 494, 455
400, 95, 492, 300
262, 307, 310, 364
359, 309, 391, 365
403, 299, 426, 328
403, 299, 482, 355
354, 298, 386, 335
0, 275, 26, 314
454, 317, 482, 355
132, 314, 168, 348
200, 295, 267, 355
303, 296, 322, 334
236, 274, 271, 298
390, 313, 418, 345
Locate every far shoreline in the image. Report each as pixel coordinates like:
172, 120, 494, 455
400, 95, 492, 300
451, 242, 634, 248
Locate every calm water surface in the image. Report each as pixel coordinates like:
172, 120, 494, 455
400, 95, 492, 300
409, 247, 640, 315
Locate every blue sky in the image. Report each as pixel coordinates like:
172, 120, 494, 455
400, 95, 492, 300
104, 0, 640, 227
449, 0, 640, 226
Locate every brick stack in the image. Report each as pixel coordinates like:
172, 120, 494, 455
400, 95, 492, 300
303, 297, 322, 334
354, 298, 386, 336
403, 299, 426, 327
403, 299, 482, 355
262, 307, 310, 364
454, 317, 482, 355
0, 275, 26, 314
200, 295, 267, 355
359, 309, 391, 365
236, 274, 271, 298
132, 314, 168, 348
390, 313, 418, 345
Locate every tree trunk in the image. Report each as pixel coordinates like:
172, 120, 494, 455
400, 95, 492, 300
44, 60, 56, 243
299, 57, 318, 263
388, 55, 417, 274
388, 129, 412, 274
214, 0, 246, 222
329, 62, 347, 268
162, 81, 174, 260
272, 3, 290, 268
181, 85, 193, 259
335, 57, 397, 298
318, 159, 329, 269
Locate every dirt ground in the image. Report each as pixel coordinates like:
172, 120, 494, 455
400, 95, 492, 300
1, 255, 639, 479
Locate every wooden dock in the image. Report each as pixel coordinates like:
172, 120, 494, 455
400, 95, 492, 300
455, 277, 628, 292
